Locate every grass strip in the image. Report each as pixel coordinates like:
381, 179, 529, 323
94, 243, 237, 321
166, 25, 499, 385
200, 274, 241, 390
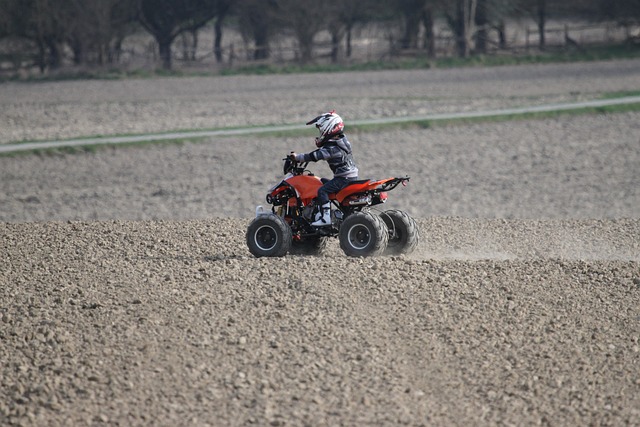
2, 99, 639, 157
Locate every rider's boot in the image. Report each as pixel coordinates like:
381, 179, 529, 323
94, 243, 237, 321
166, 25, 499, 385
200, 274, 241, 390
311, 202, 331, 227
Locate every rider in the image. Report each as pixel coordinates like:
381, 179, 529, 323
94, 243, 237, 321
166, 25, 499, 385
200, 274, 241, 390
289, 110, 359, 227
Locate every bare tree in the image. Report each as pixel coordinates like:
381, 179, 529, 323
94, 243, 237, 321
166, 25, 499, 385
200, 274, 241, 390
606, 0, 640, 22
422, 4, 437, 57
323, 0, 385, 62
236, 0, 277, 60
473, 0, 519, 53
66, 0, 136, 66
3, 0, 71, 71
388, 0, 444, 58
213, 0, 233, 62
536, 0, 547, 49
456, 0, 478, 57
137, 0, 218, 70
475, 0, 489, 53
398, 0, 427, 49
273, 0, 326, 63
517, 0, 565, 50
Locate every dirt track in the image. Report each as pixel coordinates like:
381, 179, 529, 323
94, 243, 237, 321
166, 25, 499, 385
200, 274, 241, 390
1, 60, 639, 426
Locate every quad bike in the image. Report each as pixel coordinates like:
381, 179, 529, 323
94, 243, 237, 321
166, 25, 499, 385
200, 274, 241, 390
246, 157, 419, 257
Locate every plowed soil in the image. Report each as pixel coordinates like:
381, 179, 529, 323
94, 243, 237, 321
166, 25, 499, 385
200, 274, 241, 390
1, 60, 639, 426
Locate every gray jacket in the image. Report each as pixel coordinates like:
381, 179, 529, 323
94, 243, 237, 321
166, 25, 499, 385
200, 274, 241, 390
295, 135, 358, 178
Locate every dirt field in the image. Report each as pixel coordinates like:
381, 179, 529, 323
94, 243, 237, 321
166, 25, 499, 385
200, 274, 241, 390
1, 60, 639, 426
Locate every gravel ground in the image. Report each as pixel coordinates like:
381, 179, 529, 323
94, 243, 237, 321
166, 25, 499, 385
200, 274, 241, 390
1, 219, 639, 426
1, 60, 639, 426
1, 112, 638, 221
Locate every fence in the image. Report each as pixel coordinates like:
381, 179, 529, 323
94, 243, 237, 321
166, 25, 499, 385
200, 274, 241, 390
176, 20, 640, 70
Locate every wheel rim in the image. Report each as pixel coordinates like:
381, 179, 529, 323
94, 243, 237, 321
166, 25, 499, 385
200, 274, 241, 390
254, 224, 278, 251
347, 223, 372, 250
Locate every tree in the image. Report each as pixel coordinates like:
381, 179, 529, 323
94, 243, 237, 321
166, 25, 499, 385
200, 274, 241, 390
2, 0, 136, 72
385, 0, 443, 58
455, 0, 478, 57
475, 0, 489, 53
3, 0, 70, 71
236, 0, 277, 60
473, 0, 520, 53
422, 3, 437, 57
137, 0, 218, 69
66, 0, 136, 66
337, 0, 375, 59
399, 0, 427, 49
606, 0, 640, 21
213, 0, 233, 62
517, 0, 567, 50
273, 0, 327, 63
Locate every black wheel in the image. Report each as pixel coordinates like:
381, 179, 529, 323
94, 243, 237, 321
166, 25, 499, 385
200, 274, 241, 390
246, 214, 292, 257
290, 236, 329, 256
380, 210, 419, 256
339, 211, 388, 257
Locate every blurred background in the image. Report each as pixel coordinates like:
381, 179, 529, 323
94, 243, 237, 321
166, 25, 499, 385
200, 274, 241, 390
0, 0, 639, 76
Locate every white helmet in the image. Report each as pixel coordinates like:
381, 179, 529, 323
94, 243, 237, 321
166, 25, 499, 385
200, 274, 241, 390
306, 110, 345, 147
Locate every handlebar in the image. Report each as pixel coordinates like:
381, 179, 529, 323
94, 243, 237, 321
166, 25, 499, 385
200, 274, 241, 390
283, 155, 309, 175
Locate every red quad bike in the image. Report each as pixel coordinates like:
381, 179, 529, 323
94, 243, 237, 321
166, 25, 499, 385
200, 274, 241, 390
246, 157, 419, 257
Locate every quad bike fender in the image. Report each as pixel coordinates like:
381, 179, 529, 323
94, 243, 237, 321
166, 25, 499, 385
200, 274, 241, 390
285, 174, 323, 204
334, 178, 396, 203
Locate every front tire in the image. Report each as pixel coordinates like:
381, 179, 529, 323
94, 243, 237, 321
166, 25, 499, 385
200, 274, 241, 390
379, 210, 419, 255
339, 211, 388, 257
246, 214, 292, 257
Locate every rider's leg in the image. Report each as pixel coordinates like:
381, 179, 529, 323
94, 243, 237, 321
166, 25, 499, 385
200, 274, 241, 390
312, 188, 331, 226
312, 177, 350, 226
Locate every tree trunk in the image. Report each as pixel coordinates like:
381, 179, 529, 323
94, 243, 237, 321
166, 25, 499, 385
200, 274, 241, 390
455, 0, 468, 57
401, 10, 422, 49
422, 7, 435, 58
299, 36, 313, 63
191, 29, 198, 61
158, 39, 172, 70
345, 24, 353, 58
253, 28, 270, 60
45, 37, 62, 69
36, 39, 47, 73
70, 37, 84, 65
214, 17, 224, 62
537, 0, 546, 50
497, 20, 507, 49
475, 0, 487, 54
330, 28, 342, 63
455, 0, 477, 58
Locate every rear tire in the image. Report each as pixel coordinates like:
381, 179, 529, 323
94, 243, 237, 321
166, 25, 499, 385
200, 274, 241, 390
339, 211, 388, 257
380, 210, 419, 256
246, 214, 292, 257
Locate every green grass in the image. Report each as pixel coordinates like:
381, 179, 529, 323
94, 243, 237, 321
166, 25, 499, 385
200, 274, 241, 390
0, 137, 196, 158
217, 44, 640, 77
420, 102, 640, 128
2, 98, 639, 157
601, 89, 640, 99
